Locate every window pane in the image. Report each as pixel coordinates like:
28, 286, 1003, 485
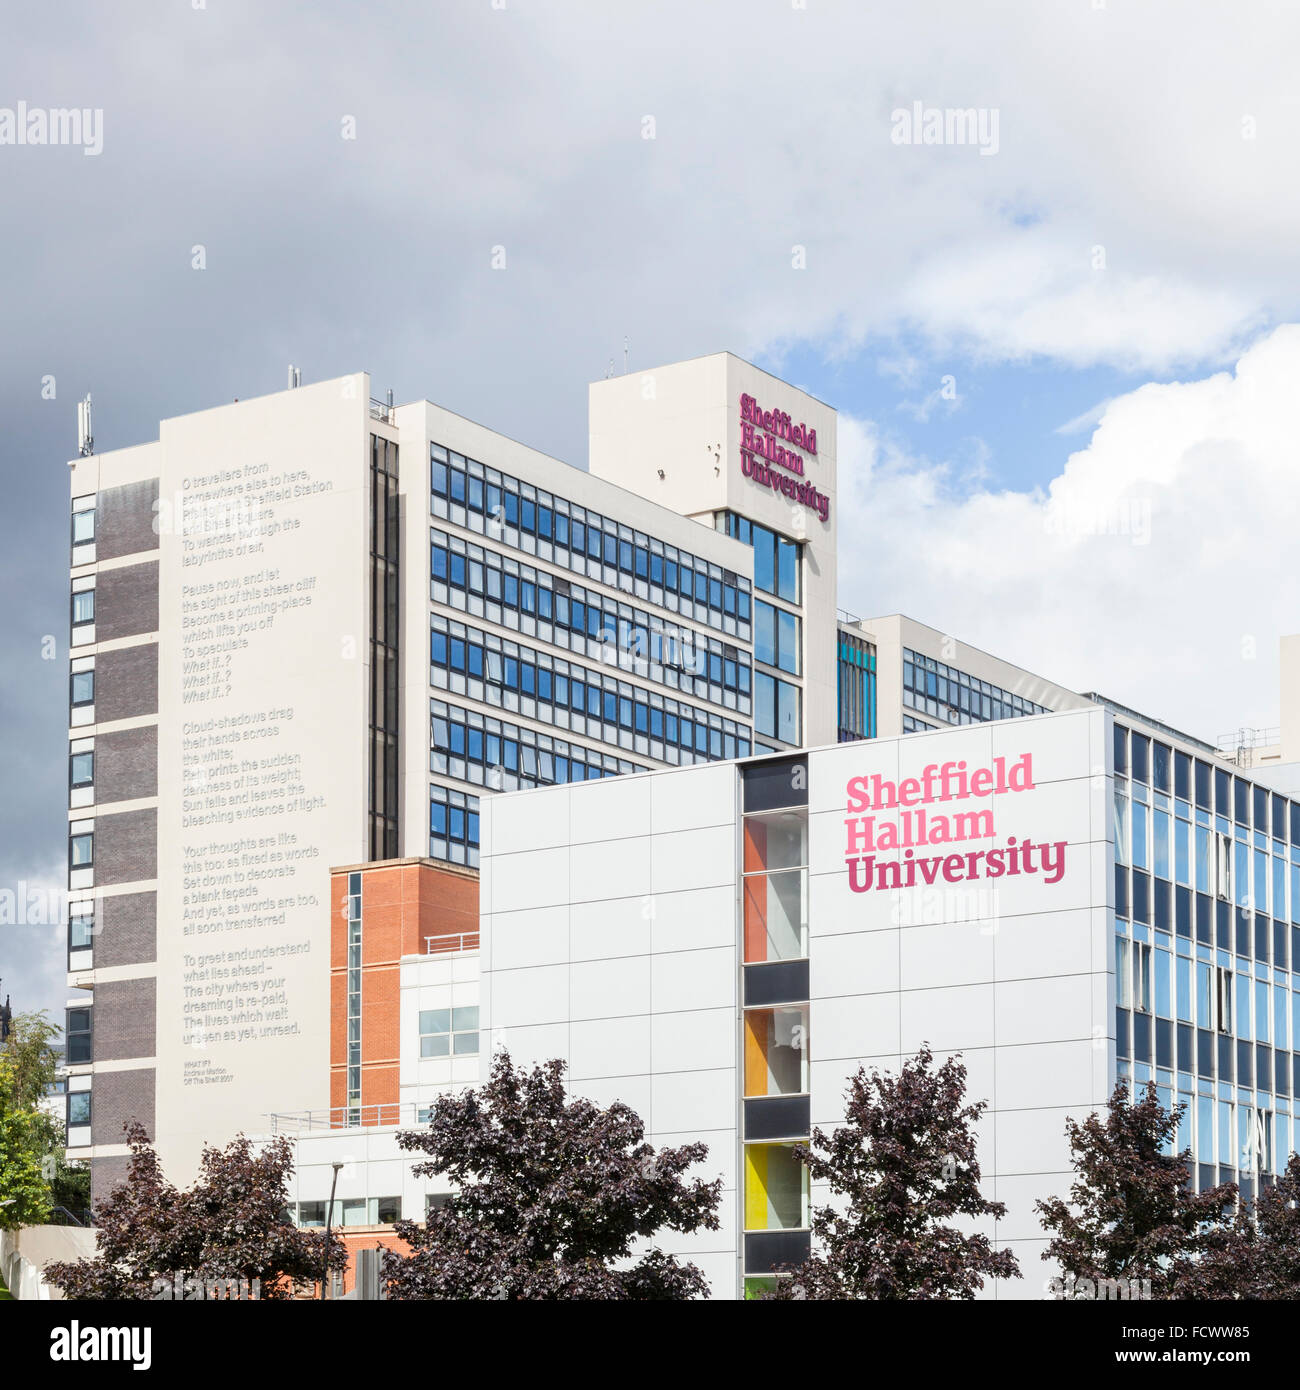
744, 1007, 809, 1096
742, 869, 807, 962
451, 1006, 478, 1031
71, 671, 95, 705
755, 601, 776, 666
72, 508, 96, 544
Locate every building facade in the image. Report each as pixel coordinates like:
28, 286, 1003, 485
63, 355, 842, 1200
476, 704, 1300, 1297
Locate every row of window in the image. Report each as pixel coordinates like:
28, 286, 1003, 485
1116, 929, 1300, 1047
346, 872, 362, 1117
296, 1197, 401, 1228
741, 760, 813, 1264
715, 512, 801, 604
1117, 1061, 1296, 1192
837, 633, 877, 742
1117, 723, 1300, 842
431, 616, 753, 764
1115, 780, 1300, 921
903, 649, 1050, 727
1115, 863, 1299, 970
430, 786, 479, 868
432, 529, 749, 709
431, 698, 647, 793
433, 444, 752, 636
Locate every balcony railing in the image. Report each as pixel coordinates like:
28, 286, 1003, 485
424, 930, 479, 955
266, 1102, 431, 1135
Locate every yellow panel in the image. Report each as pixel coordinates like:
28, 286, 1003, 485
744, 1144, 769, 1230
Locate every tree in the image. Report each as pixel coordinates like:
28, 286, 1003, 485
1239, 1153, 1300, 1297
44, 1123, 343, 1299
0, 1010, 84, 1225
0, 1066, 53, 1230
765, 1045, 1020, 1299
1037, 1082, 1238, 1298
383, 1050, 722, 1299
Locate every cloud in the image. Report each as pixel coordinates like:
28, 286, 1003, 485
839, 324, 1300, 743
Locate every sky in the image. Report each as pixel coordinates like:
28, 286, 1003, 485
2, 0, 1299, 1022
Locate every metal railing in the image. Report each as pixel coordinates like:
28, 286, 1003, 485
424, 930, 479, 955
266, 1102, 430, 1135
369, 397, 393, 424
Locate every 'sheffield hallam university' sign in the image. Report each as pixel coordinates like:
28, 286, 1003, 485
843, 754, 1069, 893
738, 393, 830, 523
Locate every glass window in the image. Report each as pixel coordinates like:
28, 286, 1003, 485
66, 1008, 92, 1064
744, 1006, 809, 1096
69, 910, 95, 950
71, 670, 95, 707
67, 1091, 91, 1127
70, 751, 94, 788
71, 590, 95, 626
419, 1006, 479, 1057
744, 1143, 809, 1231
69, 832, 93, 868
776, 536, 799, 603
72, 506, 96, 546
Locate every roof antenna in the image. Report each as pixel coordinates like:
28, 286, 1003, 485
287, 365, 302, 389
77, 395, 94, 457
623, 336, 629, 375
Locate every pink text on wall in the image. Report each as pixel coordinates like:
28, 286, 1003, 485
842, 754, 1069, 893
738, 393, 830, 524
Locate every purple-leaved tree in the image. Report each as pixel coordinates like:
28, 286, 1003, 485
383, 1050, 722, 1299
766, 1045, 1020, 1299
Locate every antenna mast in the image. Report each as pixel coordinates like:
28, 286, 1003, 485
77, 395, 94, 457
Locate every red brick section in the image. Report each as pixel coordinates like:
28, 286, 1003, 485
328, 858, 479, 1124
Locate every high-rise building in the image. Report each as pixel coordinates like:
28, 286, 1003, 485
62, 355, 852, 1201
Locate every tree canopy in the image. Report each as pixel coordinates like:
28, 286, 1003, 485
384, 1050, 722, 1299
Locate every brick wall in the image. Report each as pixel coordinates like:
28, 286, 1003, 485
94, 808, 157, 885
96, 560, 158, 642
97, 891, 157, 968
90, 1066, 155, 1147
95, 724, 158, 803
95, 643, 158, 722
92, 978, 157, 1061
96, 479, 160, 562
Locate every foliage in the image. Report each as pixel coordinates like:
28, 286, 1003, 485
384, 1050, 722, 1299
1037, 1082, 1238, 1298
765, 1046, 1020, 1299
0, 1074, 53, 1230
44, 1123, 344, 1299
